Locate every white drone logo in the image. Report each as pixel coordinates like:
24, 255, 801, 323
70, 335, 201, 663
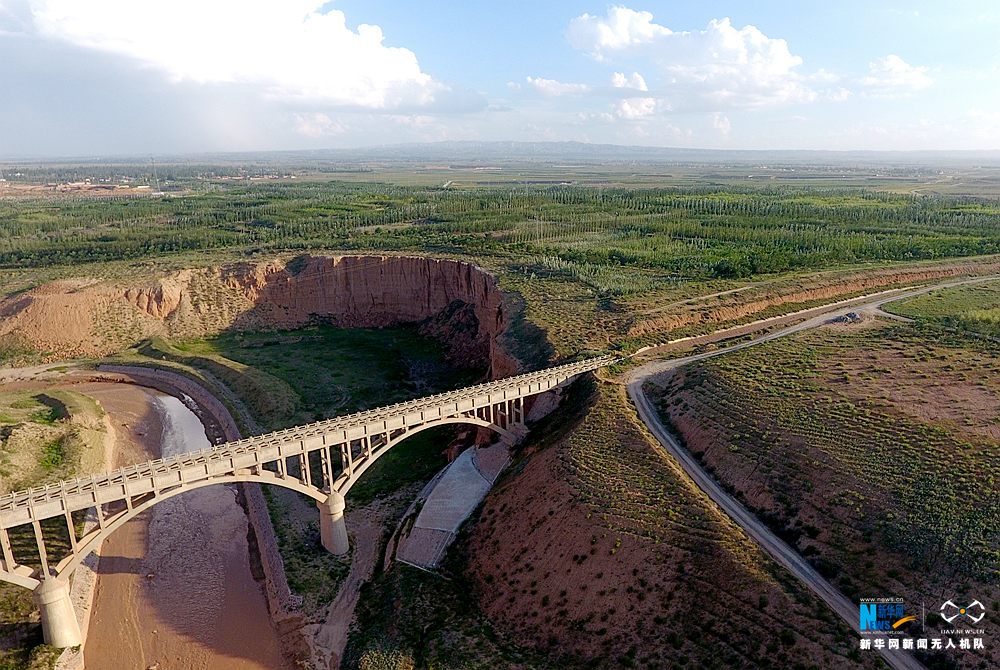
940, 600, 986, 625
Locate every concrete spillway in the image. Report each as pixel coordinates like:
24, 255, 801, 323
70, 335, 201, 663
396, 441, 510, 569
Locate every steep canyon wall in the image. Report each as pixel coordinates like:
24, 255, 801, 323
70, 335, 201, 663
1, 255, 523, 378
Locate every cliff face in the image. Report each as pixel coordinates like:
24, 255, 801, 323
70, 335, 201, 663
0, 255, 522, 378
123, 270, 192, 319
222, 256, 519, 377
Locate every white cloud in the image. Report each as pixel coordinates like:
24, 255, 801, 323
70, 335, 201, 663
27, 0, 443, 109
568, 6, 671, 57
968, 107, 1000, 123
293, 113, 346, 138
577, 111, 616, 123
712, 113, 731, 135
0, 0, 30, 36
807, 68, 841, 84
611, 71, 648, 91
616, 96, 656, 119
567, 7, 814, 109
826, 87, 852, 102
861, 54, 932, 93
525, 76, 591, 96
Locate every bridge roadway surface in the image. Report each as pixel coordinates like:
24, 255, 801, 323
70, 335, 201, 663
626, 276, 1000, 670
0, 355, 614, 540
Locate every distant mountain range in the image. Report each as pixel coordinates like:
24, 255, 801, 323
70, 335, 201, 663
8, 140, 1000, 167
338, 141, 1000, 166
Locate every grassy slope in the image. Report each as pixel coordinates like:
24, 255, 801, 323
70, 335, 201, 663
0, 391, 107, 670
346, 378, 874, 670
886, 279, 1000, 339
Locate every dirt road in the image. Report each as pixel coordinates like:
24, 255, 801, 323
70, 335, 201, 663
625, 275, 997, 670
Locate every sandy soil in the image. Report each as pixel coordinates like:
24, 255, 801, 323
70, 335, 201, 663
465, 423, 867, 668
76, 383, 288, 670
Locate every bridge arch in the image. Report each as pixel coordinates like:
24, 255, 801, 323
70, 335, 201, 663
3, 413, 515, 591
49, 472, 327, 588
49, 413, 513, 584
0, 355, 613, 647
337, 414, 514, 494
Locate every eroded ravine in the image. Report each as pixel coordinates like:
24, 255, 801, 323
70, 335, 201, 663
2, 255, 526, 667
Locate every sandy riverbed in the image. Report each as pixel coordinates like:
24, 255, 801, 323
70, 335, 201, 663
74, 382, 287, 669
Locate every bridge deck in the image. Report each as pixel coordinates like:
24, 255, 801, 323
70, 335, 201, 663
0, 355, 614, 529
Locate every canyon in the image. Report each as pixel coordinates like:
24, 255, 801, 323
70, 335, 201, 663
1, 255, 537, 668
0, 255, 520, 378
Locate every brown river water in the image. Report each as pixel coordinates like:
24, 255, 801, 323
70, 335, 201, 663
80, 383, 287, 669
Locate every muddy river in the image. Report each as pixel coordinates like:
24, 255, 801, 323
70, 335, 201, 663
82, 384, 286, 669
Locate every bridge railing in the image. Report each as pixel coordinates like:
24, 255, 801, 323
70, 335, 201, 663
0, 355, 615, 523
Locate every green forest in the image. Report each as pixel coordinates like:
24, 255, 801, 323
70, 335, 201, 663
2, 182, 999, 291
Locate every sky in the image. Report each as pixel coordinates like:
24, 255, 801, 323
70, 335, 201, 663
2, 0, 1000, 157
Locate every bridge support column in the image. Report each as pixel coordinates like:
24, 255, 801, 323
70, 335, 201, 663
318, 491, 349, 555
34, 578, 82, 648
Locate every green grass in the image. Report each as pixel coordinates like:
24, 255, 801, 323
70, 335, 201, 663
167, 324, 481, 430
0, 524, 77, 665
344, 563, 557, 670
36, 437, 65, 470
140, 323, 481, 612
3, 396, 57, 424
135, 337, 298, 428
261, 486, 351, 615
346, 427, 452, 507
886, 279, 1000, 338
0, 390, 106, 490
0, 583, 42, 670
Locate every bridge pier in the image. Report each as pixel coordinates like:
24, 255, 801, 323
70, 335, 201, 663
318, 491, 349, 555
34, 578, 82, 648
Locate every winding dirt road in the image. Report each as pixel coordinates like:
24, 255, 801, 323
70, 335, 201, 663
626, 275, 998, 670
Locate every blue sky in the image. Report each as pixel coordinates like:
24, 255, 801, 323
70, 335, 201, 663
2, 1, 999, 156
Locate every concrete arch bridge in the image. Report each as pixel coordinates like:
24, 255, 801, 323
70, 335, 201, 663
0, 355, 614, 647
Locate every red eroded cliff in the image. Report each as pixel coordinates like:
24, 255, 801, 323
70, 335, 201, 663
222, 256, 519, 377
123, 270, 192, 319
0, 255, 523, 378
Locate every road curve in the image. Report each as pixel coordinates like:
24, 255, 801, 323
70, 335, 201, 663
625, 275, 998, 670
